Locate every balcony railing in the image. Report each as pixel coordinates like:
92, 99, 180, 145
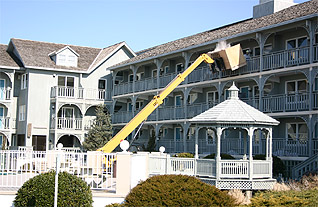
0, 88, 12, 101
112, 92, 316, 124
135, 77, 157, 92
158, 138, 311, 157
0, 117, 10, 130
113, 82, 133, 96
51, 86, 110, 100
55, 117, 83, 130
263, 47, 310, 70
262, 92, 310, 113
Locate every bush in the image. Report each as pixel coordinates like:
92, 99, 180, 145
14, 171, 93, 207
203, 153, 235, 159
250, 188, 318, 207
253, 154, 286, 177
172, 152, 194, 158
124, 174, 235, 207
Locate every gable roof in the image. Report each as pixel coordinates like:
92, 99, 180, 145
0, 44, 20, 68
89, 41, 136, 70
111, 0, 318, 69
48, 46, 80, 57
190, 84, 279, 126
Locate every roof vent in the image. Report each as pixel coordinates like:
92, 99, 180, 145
253, 0, 296, 19
227, 82, 239, 100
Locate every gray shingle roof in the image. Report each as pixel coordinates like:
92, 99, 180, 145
10, 38, 101, 71
113, 0, 317, 68
0, 44, 20, 68
190, 84, 279, 126
89, 42, 125, 70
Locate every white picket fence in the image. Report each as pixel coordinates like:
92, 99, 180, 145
0, 150, 116, 190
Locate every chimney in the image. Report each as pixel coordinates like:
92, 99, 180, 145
253, 0, 296, 18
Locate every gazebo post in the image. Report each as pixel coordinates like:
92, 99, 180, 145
248, 127, 254, 181
216, 126, 222, 180
269, 128, 273, 179
195, 125, 199, 159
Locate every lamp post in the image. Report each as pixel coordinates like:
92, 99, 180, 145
54, 143, 63, 207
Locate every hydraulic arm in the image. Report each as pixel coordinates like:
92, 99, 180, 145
98, 43, 246, 153
98, 54, 215, 153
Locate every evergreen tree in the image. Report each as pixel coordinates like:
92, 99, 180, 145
83, 104, 112, 151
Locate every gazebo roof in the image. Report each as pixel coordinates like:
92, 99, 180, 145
190, 83, 279, 126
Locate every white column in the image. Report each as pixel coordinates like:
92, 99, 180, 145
248, 127, 254, 180
195, 125, 199, 159
216, 127, 222, 180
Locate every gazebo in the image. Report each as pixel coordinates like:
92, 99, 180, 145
190, 83, 279, 190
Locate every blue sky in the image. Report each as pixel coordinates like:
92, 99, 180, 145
0, 0, 308, 52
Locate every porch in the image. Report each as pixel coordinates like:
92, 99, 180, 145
113, 45, 318, 96
112, 91, 318, 124
50, 86, 112, 101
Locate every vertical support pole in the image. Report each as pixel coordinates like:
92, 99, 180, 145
116, 151, 132, 196
248, 127, 254, 181
268, 127, 273, 179
216, 127, 222, 180
195, 125, 199, 159
54, 143, 63, 207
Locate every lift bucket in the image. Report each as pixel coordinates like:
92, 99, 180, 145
208, 44, 246, 71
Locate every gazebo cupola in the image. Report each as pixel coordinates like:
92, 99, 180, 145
190, 82, 279, 190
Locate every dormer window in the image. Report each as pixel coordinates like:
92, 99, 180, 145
49, 46, 79, 67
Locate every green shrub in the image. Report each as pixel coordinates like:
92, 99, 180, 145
14, 171, 93, 207
124, 174, 235, 207
172, 152, 194, 158
253, 154, 286, 177
250, 188, 318, 207
204, 153, 235, 159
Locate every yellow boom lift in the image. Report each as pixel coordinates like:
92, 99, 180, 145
98, 44, 246, 153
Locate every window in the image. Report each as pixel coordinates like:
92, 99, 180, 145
129, 74, 133, 82
175, 127, 182, 141
164, 66, 169, 74
253, 44, 272, 56
19, 105, 26, 121
0, 135, 2, 149
176, 63, 183, 73
239, 86, 249, 99
207, 91, 219, 106
61, 107, 74, 118
127, 102, 132, 112
315, 33, 318, 44
175, 95, 182, 107
152, 70, 157, 78
98, 79, 106, 90
206, 128, 215, 145
286, 37, 308, 49
254, 47, 260, 56
188, 127, 195, 140
135, 101, 143, 111
58, 54, 66, 64
287, 123, 308, 144
21, 74, 28, 89
58, 76, 74, 87
136, 72, 144, 81
0, 79, 5, 100
286, 79, 307, 94
0, 107, 4, 129
188, 93, 197, 105
314, 76, 318, 91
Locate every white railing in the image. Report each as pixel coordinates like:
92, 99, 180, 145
148, 154, 271, 179
51, 86, 109, 100
56, 117, 82, 130
0, 117, 10, 130
220, 160, 249, 178
0, 88, 11, 100
0, 150, 116, 190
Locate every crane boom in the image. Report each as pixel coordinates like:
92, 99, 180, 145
98, 54, 214, 153
98, 43, 246, 153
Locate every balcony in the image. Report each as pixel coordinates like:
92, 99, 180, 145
158, 138, 312, 157
50, 117, 82, 130
51, 86, 111, 101
112, 92, 316, 124
0, 117, 10, 130
0, 87, 12, 101
262, 92, 312, 113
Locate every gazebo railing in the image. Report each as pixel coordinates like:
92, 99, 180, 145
148, 155, 271, 179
